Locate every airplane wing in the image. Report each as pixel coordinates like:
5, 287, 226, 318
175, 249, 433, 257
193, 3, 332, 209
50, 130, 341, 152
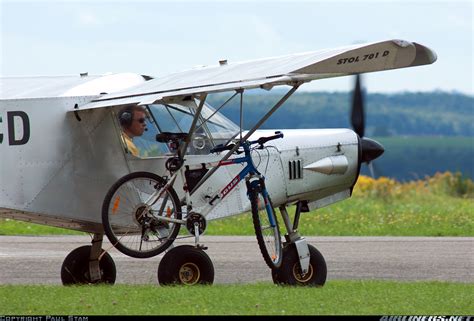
76, 39, 436, 110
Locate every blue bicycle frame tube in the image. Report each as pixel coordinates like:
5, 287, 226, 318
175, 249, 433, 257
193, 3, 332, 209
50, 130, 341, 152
260, 187, 276, 226
217, 141, 260, 200
217, 141, 276, 227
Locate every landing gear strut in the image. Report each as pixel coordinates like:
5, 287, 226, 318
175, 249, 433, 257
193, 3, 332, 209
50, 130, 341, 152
61, 233, 116, 285
273, 202, 327, 286
272, 243, 326, 286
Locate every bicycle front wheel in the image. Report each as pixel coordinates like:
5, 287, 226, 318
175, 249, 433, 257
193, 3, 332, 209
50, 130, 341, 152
102, 171, 181, 258
249, 183, 282, 269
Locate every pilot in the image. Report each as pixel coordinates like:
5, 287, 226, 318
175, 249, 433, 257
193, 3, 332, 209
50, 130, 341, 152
118, 105, 147, 157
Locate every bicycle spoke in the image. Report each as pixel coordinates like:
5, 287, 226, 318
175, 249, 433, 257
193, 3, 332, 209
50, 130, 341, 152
251, 186, 282, 269
103, 173, 182, 258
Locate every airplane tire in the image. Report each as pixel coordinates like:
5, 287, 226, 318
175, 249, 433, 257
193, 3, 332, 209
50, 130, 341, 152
158, 245, 214, 286
61, 245, 116, 285
272, 244, 326, 286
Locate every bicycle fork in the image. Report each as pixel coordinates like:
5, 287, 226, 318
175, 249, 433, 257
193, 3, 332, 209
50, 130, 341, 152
246, 177, 277, 228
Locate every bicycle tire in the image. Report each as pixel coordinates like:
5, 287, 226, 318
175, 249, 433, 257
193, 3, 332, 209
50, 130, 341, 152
249, 182, 282, 269
102, 171, 181, 258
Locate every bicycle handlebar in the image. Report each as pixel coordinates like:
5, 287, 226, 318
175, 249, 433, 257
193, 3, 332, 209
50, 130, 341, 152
210, 143, 236, 154
210, 132, 284, 154
252, 132, 284, 146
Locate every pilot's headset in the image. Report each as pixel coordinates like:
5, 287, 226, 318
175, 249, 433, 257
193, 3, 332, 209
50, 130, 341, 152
118, 106, 134, 128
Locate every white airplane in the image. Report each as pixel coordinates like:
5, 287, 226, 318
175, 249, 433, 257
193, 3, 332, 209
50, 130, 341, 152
0, 39, 436, 286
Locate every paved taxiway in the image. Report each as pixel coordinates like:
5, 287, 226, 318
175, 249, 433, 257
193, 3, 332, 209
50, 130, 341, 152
0, 236, 472, 284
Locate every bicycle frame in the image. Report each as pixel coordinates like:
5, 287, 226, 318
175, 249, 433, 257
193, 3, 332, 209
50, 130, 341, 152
144, 139, 270, 226
207, 141, 260, 203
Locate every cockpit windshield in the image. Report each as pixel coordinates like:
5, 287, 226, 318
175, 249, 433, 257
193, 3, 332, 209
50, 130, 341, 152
119, 99, 239, 158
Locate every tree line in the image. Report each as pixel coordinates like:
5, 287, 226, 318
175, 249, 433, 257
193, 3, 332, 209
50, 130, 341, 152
208, 90, 473, 137
208, 91, 473, 180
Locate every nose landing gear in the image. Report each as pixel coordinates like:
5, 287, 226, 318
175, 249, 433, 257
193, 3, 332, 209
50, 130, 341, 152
272, 243, 326, 286
272, 202, 327, 286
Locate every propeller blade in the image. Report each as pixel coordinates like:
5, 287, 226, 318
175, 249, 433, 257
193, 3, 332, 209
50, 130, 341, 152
371, 161, 381, 178
368, 162, 375, 178
351, 74, 365, 138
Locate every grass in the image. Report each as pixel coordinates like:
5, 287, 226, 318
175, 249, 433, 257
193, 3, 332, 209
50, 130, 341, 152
206, 194, 473, 236
0, 281, 472, 315
0, 219, 85, 235
1, 193, 472, 236
2, 173, 473, 237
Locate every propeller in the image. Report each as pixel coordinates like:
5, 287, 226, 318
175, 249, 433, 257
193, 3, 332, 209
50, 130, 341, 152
350, 74, 384, 177
351, 74, 365, 138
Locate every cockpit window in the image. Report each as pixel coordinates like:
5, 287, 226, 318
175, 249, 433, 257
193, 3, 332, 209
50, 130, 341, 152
116, 100, 239, 158
149, 100, 239, 155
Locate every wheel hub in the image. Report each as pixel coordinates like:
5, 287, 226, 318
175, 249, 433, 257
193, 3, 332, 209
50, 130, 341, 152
179, 262, 200, 285
134, 204, 148, 224
292, 263, 314, 283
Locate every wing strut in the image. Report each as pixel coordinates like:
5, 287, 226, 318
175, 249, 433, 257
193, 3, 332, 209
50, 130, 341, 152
178, 93, 208, 159
189, 83, 302, 195
194, 91, 240, 133
239, 89, 244, 141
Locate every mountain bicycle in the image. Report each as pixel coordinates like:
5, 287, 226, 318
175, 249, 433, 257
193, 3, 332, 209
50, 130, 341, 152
101, 132, 284, 269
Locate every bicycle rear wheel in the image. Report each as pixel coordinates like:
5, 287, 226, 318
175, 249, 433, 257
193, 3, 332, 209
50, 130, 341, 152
102, 171, 181, 258
249, 182, 282, 269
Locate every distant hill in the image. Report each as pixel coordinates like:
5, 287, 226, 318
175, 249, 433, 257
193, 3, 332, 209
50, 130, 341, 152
208, 91, 474, 180
208, 91, 473, 136
361, 137, 473, 181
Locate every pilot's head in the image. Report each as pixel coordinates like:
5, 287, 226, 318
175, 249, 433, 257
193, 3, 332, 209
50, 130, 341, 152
118, 105, 147, 138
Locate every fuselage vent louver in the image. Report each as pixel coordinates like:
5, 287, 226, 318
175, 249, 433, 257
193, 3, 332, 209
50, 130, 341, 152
288, 160, 303, 180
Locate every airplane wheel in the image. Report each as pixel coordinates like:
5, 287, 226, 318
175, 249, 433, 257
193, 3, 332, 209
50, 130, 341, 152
61, 246, 116, 285
272, 244, 326, 286
158, 245, 214, 286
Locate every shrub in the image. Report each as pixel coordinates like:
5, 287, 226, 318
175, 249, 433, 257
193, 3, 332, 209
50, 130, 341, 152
353, 171, 474, 199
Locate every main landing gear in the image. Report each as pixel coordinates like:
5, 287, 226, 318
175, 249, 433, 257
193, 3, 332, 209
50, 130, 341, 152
59, 229, 215, 286
61, 234, 116, 285
157, 213, 215, 286
158, 245, 214, 285
59, 204, 324, 286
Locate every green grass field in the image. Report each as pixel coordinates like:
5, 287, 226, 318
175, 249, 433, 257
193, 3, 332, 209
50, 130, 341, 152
1, 174, 472, 316
207, 194, 473, 236
1, 281, 472, 315
2, 193, 472, 236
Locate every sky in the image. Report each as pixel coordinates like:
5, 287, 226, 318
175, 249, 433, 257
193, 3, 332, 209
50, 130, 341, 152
0, 0, 472, 94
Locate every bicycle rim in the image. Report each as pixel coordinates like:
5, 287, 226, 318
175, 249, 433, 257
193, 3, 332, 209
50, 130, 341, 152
251, 189, 282, 268
104, 173, 181, 258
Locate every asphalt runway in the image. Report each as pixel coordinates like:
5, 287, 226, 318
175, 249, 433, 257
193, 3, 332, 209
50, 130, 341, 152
0, 235, 472, 285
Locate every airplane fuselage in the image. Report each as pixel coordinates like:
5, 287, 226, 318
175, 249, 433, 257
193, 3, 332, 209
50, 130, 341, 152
0, 75, 360, 233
